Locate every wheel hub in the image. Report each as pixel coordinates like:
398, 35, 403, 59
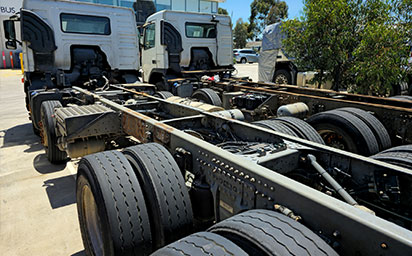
275, 74, 288, 84
82, 185, 104, 255
319, 130, 346, 150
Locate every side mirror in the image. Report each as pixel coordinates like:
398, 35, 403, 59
139, 35, 144, 47
3, 20, 16, 40
5, 40, 17, 50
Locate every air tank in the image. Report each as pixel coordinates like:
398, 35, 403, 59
277, 102, 309, 118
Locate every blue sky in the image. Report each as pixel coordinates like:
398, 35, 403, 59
220, 0, 304, 24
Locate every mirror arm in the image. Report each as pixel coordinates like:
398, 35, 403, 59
9, 13, 20, 21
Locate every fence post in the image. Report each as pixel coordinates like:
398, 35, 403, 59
20, 53, 24, 74
2, 51, 6, 68
10, 52, 14, 69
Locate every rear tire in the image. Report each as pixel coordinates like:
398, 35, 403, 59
253, 120, 298, 137
208, 209, 338, 256
123, 143, 193, 249
274, 116, 325, 144
240, 58, 247, 64
380, 144, 412, 154
372, 145, 412, 169
151, 232, 248, 256
192, 88, 222, 107
336, 108, 391, 151
307, 110, 379, 155
40, 100, 67, 163
77, 150, 152, 256
390, 95, 412, 102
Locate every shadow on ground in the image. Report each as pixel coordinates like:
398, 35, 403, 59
33, 153, 67, 174
71, 250, 85, 256
0, 123, 42, 152
43, 174, 76, 209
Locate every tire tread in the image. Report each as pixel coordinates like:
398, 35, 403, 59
41, 100, 67, 163
78, 150, 152, 256
337, 107, 391, 150
275, 116, 325, 144
208, 210, 338, 256
192, 88, 222, 107
123, 143, 193, 248
152, 232, 248, 256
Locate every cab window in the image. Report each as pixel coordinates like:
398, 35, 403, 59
61, 13, 110, 35
185, 23, 216, 38
144, 23, 156, 50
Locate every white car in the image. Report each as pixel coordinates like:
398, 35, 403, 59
234, 49, 259, 63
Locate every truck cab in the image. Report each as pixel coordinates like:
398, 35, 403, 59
140, 10, 233, 89
3, 0, 140, 133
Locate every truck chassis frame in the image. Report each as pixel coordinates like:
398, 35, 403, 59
54, 85, 412, 255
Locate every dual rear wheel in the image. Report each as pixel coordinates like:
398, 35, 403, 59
307, 107, 391, 156
76, 143, 193, 255
77, 143, 338, 255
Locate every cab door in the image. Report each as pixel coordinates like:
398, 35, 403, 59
141, 22, 157, 82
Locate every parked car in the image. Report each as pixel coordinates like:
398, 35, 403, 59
233, 49, 259, 63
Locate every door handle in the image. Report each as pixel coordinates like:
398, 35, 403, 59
152, 60, 157, 64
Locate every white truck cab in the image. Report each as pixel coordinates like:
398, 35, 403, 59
2, 0, 140, 134
4, 0, 140, 90
141, 10, 233, 88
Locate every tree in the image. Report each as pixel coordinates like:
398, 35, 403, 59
350, 0, 409, 95
234, 19, 249, 49
248, 0, 288, 40
133, 0, 156, 24
282, 0, 411, 94
218, 8, 229, 15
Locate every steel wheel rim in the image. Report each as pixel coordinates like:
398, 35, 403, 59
82, 185, 104, 255
275, 74, 288, 84
318, 129, 346, 150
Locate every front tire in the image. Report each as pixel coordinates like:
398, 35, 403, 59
273, 69, 292, 85
40, 100, 67, 163
192, 88, 222, 107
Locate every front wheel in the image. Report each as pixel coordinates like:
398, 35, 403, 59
40, 100, 67, 163
273, 69, 292, 85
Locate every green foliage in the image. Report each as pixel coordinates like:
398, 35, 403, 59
234, 19, 249, 49
218, 8, 229, 15
393, 0, 412, 38
282, 0, 411, 94
248, 0, 288, 40
350, 0, 409, 95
